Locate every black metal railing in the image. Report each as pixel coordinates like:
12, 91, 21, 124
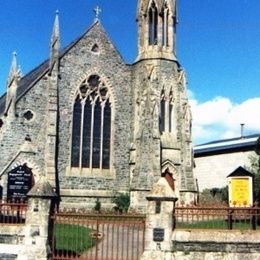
0, 199, 27, 224
174, 206, 260, 230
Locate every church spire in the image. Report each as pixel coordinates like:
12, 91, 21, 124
49, 10, 60, 75
136, 0, 177, 61
4, 52, 22, 117
7, 51, 18, 85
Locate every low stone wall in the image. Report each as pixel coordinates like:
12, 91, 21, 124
0, 226, 24, 245
0, 226, 25, 259
0, 244, 25, 260
172, 230, 260, 260
171, 252, 260, 260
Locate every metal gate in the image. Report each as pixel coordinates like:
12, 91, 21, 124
51, 211, 146, 260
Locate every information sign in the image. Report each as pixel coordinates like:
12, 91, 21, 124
7, 164, 33, 201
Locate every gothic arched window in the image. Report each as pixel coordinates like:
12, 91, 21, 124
160, 89, 174, 133
71, 75, 111, 172
162, 2, 169, 46
148, 1, 158, 45
160, 90, 166, 132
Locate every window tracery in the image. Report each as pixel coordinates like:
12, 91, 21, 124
71, 75, 111, 173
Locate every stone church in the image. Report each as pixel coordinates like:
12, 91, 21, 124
0, 0, 196, 211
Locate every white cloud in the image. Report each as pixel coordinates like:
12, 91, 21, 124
190, 95, 260, 145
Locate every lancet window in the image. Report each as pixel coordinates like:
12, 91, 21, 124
148, 1, 158, 45
162, 2, 169, 46
71, 75, 111, 172
160, 89, 174, 133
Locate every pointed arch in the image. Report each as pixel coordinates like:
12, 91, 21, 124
160, 87, 166, 132
162, 0, 169, 46
162, 160, 180, 195
160, 86, 175, 133
148, 0, 158, 45
162, 160, 178, 176
70, 74, 112, 173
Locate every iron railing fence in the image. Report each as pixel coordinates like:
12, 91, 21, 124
0, 199, 27, 224
174, 206, 260, 230
52, 211, 146, 260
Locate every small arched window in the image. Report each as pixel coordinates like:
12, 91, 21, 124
160, 90, 166, 132
148, 1, 158, 45
71, 75, 111, 172
162, 2, 169, 46
160, 89, 174, 133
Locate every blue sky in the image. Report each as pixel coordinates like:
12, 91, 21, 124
0, 0, 260, 144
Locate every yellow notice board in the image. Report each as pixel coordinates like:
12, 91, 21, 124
231, 178, 250, 207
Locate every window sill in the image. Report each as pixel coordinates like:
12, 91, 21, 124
66, 167, 115, 179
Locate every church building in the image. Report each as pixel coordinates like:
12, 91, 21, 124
0, 0, 196, 211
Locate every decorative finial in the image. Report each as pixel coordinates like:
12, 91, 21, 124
94, 6, 102, 21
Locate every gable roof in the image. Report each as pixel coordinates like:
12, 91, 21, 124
227, 166, 254, 178
0, 20, 119, 115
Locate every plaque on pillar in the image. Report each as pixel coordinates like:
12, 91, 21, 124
7, 164, 34, 201
153, 228, 164, 242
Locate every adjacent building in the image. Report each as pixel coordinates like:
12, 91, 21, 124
194, 134, 259, 191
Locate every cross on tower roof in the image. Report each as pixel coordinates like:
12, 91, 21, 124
94, 6, 102, 21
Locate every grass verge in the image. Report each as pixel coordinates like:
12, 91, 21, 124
54, 224, 95, 254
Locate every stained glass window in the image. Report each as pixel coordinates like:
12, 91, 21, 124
71, 75, 111, 172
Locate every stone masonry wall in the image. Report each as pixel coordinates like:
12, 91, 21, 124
57, 22, 133, 203
0, 77, 49, 191
172, 229, 260, 260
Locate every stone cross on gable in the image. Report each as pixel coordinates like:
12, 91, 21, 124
94, 6, 102, 21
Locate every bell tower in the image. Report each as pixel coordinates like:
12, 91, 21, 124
136, 0, 177, 61
131, 0, 197, 212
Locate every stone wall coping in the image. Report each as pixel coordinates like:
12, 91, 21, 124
60, 189, 115, 197
173, 230, 260, 243
0, 244, 24, 255
146, 196, 178, 202
0, 226, 24, 235
27, 178, 57, 198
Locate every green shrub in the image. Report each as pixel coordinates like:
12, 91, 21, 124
94, 198, 101, 212
112, 192, 130, 213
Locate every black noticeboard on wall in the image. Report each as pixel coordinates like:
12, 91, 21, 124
153, 228, 165, 242
7, 164, 33, 201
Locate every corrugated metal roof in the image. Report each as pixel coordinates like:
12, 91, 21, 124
194, 134, 260, 157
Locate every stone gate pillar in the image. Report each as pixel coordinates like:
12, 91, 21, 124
141, 177, 178, 260
18, 178, 57, 260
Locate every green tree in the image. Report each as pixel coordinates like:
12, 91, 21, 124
249, 153, 260, 203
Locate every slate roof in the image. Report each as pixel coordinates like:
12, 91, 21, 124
0, 21, 99, 116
